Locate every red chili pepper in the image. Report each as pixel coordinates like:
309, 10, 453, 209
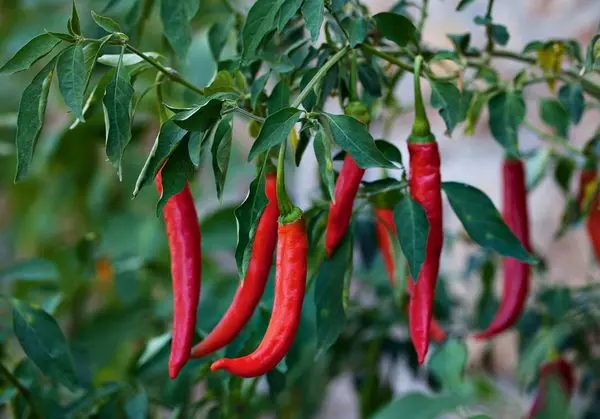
528, 358, 575, 418
190, 173, 279, 358
405, 278, 447, 343
475, 158, 530, 339
156, 174, 201, 379
325, 154, 365, 257
578, 169, 600, 261
211, 145, 307, 377
406, 57, 443, 364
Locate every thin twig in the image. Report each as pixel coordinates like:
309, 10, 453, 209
0, 363, 39, 418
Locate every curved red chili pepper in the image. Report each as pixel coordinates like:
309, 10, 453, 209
156, 174, 201, 379
528, 358, 575, 418
475, 158, 530, 340
210, 215, 308, 377
190, 174, 279, 358
407, 142, 443, 363
325, 155, 365, 257
578, 169, 600, 261
405, 277, 447, 343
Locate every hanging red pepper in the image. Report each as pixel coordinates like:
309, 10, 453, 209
578, 166, 600, 261
475, 157, 530, 339
528, 358, 575, 418
190, 172, 279, 358
407, 56, 444, 363
156, 173, 201, 379
374, 207, 398, 287
211, 145, 307, 377
405, 277, 447, 343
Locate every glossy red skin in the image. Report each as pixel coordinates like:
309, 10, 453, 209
325, 155, 365, 257
407, 142, 443, 364
579, 170, 600, 261
211, 217, 308, 377
528, 358, 575, 418
156, 175, 201, 379
475, 159, 530, 340
190, 174, 279, 358
406, 277, 447, 343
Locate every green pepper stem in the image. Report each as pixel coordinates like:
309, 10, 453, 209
409, 56, 435, 144
276, 143, 294, 216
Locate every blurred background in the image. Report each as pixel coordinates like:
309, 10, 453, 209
0, 0, 599, 418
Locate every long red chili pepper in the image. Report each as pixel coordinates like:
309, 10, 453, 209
156, 174, 201, 379
578, 168, 600, 261
528, 358, 575, 418
325, 154, 365, 256
405, 277, 447, 343
475, 157, 530, 339
190, 173, 279, 358
374, 207, 398, 287
407, 56, 443, 364
211, 145, 307, 377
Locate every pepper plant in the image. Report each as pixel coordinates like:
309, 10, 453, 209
0, 0, 599, 417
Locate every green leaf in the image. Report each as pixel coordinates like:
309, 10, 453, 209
341, 16, 368, 47
57, 44, 86, 120
125, 391, 149, 419
375, 140, 402, 164
456, 0, 476, 11
540, 99, 570, 138
491, 24, 509, 46
526, 147, 552, 191
91, 10, 123, 33
518, 324, 570, 385
211, 115, 233, 200
277, 0, 303, 31
358, 63, 382, 97
371, 393, 473, 419
157, 136, 197, 214
302, 0, 324, 42
204, 71, 245, 97
448, 33, 471, 54
0, 34, 61, 74
488, 91, 526, 155
251, 72, 270, 108
134, 119, 188, 196
394, 197, 429, 281
103, 51, 134, 177
315, 231, 352, 356
14, 58, 56, 182
321, 113, 395, 168
558, 83, 584, 124
248, 108, 302, 160
11, 299, 79, 391
313, 128, 335, 201
98, 52, 163, 67
428, 339, 468, 389
234, 163, 268, 276
0, 259, 59, 283
268, 81, 291, 114
429, 81, 462, 135
533, 376, 572, 419
172, 98, 224, 132
160, 0, 192, 57
373, 12, 417, 47
68, 0, 81, 35
188, 129, 213, 168
584, 34, 600, 72
464, 91, 493, 135
442, 182, 536, 264
242, 0, 287, 59
208, 15, 235, 60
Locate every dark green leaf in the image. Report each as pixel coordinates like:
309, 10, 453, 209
68, 0, 81, 35
157, 136, 197, 214
188, 129, 213, 168
488, 91, 526, 155
464, 91, 493, 135
491, 24, 509, 46
160, 0, 192, 57
341, 16, 368, 47
91, 10, 123, 33
314, 128, 335, 201
315, 231, 352, 356
125, 391, 149, 419
456, 0, 476, 11
251, 72, 270, 108
584, 34, 600, 72
268, 81, 291, 114
373, 12, 417, 47
172, 99, 224, 132
428, 339, 467, 389
103, 51, 134, 176
211, 115, 233, 200
448, 33, 471, 53
394, 197, 429, 281
295, 125, 311, 166
134, 119, 188, 195
234, 163, 268, 276
248, 108, 302, 160
208, 15, 235, 60
358, 63, 382, 97
553, 156, 575, 194
0, 259, 59, 282
321, 113, 395, 168
371, 393, 473, 419
375, 140, 402, 164
15, 58, 56, 182
57, 44, 86, 120
442, 182, 536, 263
429, 81, 462, 135
11, 299, 79, 391
47, 32, 77, 42
0, 34, 61, 74
302, 0, 324, 42
558, 83, 584, 124
540, 99, 570, 138
242, 0, 287, 59
277, 0, 303, 31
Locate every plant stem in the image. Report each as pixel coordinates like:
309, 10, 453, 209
417, 0, 429, 42
0, 363, 39, 418
292, 45, 350, 108
350, 50, 358, 101
227, 107, 265, 123
125, 44, 205, 96
276, 143, 294, 216
484, 0, 496, 58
